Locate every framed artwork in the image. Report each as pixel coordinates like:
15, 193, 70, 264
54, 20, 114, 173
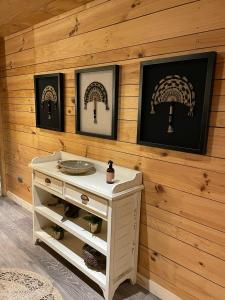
34, 73, 64, 131
137, 52, 216, 154
75, 65, 119, 139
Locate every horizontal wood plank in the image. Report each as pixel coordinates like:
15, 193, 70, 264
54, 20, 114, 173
139, 246, 225, 300
140, 216, 225, 260
140, 225, 225, 287
2, 0, 225, 298
143, 181, 225, 232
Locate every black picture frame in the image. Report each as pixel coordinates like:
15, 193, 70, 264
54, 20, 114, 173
137, 52, 216, 154
75, 65, 119, 140
34, 73, 64, 132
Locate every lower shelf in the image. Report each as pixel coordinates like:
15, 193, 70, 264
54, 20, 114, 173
35, 204, 107, 255
35, 229, 106, 289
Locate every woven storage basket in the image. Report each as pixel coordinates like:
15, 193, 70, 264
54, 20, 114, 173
82, 244, 106, 270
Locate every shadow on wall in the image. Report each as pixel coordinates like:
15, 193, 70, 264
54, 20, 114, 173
0, 37, 7, 195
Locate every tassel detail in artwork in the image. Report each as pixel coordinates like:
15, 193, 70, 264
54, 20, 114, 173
167, 104, 174, 134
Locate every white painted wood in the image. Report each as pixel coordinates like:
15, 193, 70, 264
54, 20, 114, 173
65, 183, 108, 219
7, 191, 32, 212
8, 188, 177, 300
65, 194, 108, 221
35, 230, 106, 289
137, 273, 182, 300
30, 151, 143, 200
34, 181, 63, 199
31, 151, 143, 300
35, 205, 108, 255
34, 171, 63, 195
104, 201, 115, 300
111, 195, 136, 282
131, 192, 142, 284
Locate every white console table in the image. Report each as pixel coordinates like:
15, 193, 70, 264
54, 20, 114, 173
30, 151, 143, 300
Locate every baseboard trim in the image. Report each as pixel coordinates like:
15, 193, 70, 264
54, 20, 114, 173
7, 191, 32, 212
137, 273, 181, 300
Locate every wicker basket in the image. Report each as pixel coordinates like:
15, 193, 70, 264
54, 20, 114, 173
82, 244, 106, 270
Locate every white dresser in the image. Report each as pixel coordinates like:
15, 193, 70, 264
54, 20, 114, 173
30, 151, 143, 300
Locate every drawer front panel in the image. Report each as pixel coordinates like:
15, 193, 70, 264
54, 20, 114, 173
65, 184, 108, 218
34, 171, 63, 194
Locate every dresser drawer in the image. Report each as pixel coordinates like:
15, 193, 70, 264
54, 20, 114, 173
34, 171, 63, 195
65, 184, 108, 219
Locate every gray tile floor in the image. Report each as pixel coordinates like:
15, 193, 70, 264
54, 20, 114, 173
0, 197, 159, 300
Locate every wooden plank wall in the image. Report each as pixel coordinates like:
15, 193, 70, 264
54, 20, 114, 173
1, 0, 225, 298
0, 38, 7, 195
0, 0, 93, 36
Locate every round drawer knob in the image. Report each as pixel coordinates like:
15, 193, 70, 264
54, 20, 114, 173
45, 178, 51, 184
81, 194, 89, 204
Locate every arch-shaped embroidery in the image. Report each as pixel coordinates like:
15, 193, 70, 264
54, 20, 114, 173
84, 81, 109, 124
151, 75, 195, 133
41, 85, 58, 119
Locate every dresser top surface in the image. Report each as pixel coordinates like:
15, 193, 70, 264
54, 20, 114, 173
30, 151, 143, 199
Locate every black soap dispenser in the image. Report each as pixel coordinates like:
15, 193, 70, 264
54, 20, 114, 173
106, 160, 115, 184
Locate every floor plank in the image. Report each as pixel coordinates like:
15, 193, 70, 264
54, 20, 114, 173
0, 197, 159, 300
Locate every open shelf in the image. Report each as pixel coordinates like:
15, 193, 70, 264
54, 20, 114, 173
35, 204, 107, 255
35, 229, 106, 289
31, 151, 142, 299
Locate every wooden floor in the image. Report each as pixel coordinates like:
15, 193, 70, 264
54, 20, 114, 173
0, 197, 159, 300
